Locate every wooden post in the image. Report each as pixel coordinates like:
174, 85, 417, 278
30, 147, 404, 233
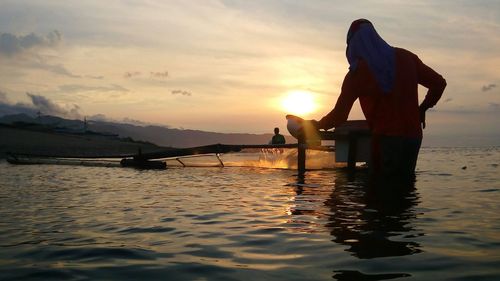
347, 133, 357, 170
298, 133, 306, 176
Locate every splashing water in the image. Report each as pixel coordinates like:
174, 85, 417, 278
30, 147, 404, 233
161, 148, 339, 170
220, 148, 336, 170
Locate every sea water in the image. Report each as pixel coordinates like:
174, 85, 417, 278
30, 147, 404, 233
0, 147, 498, 280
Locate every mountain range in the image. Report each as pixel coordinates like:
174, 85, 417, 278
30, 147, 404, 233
0, 113, 295, 148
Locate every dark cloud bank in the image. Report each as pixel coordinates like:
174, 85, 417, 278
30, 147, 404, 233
0, 92, 81, 119
0, 92, 156, 126
0, 30, 61, 56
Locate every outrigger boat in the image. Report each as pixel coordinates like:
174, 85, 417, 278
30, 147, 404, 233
6, 118, 371, 174
6, 143, 301, 170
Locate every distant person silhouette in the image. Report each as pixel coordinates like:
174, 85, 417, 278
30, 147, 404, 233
270, 127, 286, 144
314, 19, 446, 179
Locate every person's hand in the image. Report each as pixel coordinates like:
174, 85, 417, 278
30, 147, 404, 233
419, 106, 426, 129
310, 119, 320, 130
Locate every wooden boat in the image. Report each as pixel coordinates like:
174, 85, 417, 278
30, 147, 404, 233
6, 154, 121, 167
5, 143, 335, 171
119, 158, 166, 169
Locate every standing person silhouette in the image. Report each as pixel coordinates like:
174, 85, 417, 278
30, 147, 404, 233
314, 19, 446, 179
270, 127, 286, 144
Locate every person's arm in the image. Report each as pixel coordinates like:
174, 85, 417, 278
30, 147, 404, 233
416, 56, 447, 128
317, 71, 359, 130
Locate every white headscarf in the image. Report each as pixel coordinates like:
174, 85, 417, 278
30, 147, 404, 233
346, 20, 395, 93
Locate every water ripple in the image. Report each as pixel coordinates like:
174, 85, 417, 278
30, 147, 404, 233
118, 226, 176, 234
0, 147, 499, 280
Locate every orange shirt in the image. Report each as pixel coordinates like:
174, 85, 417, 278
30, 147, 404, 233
318, 48, 446, 138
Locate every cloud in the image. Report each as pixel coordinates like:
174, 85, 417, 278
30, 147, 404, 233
87, 113, 109, 122
0, 30, 61, 56
0, 30, 82, 78
0, 92, 81, 119
124, 71, 141, 78
0, 101, 37, 117
482, 83, 497, 92
87, 114, 167, 127
443, 98, 453, 103
58, 84, 129, 93
122, 117, 156, 126
171, 89, 192, 96
124, 71, 169, 79
150, 71, 168, 78
86, 75, 104, 80
0, 92, 37, 116
28, 61, 81, 78
27, 93, 81, 118
489, 102, 500, 110
0, 91, 7, 103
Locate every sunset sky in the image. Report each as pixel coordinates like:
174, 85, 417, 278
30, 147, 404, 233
1, 0, 499, 145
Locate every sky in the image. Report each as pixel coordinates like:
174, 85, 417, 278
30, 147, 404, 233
0, 0, 499, 146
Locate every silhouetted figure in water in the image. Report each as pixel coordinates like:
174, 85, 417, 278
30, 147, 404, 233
328, 172, 421, 259
270, 127, 286, 144
330, 174, 420, 280
290, 171, 420, 280
314, 19, 446, 179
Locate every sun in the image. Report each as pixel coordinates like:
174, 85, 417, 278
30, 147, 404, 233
281, 90, 316, 116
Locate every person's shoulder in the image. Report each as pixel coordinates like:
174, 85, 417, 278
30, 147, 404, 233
395, 47, 417, 58
395, 47, 423, 67
395, 47, 420, 60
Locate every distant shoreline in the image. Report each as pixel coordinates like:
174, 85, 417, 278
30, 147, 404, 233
0, 126, 165, 159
